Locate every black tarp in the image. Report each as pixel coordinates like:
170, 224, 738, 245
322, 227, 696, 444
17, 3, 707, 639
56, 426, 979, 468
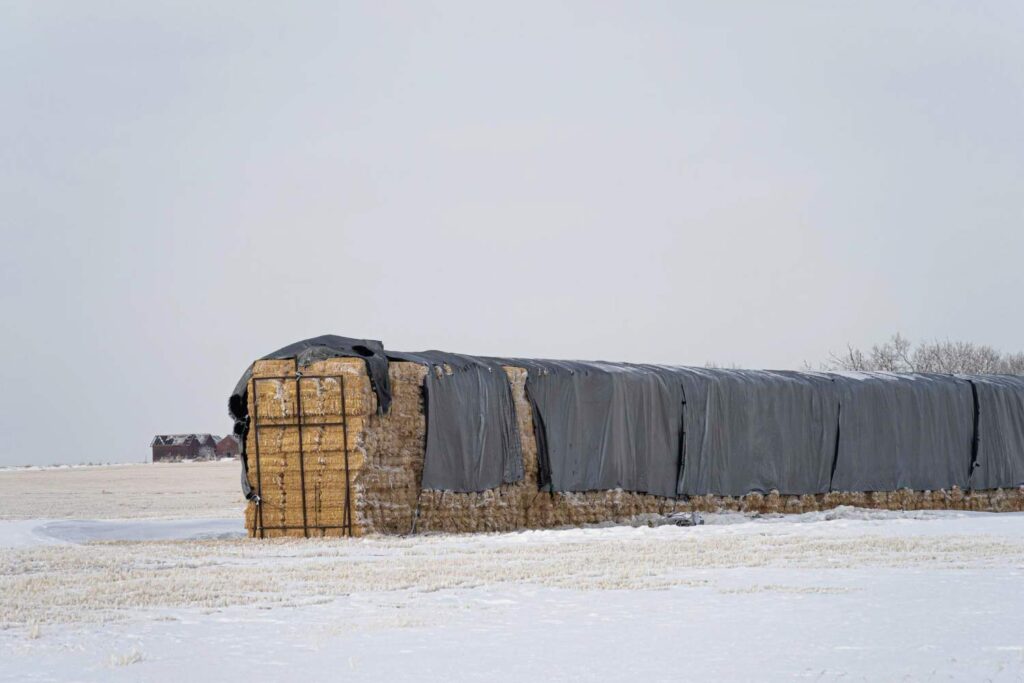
967, 375, 1024, 489
386, 351, 524, 492
830, 372, 974, 492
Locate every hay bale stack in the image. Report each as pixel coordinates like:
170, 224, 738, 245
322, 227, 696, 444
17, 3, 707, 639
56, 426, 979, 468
244, 356, 1023, 538
244, 357, 373, 538
353, 361, 428, 534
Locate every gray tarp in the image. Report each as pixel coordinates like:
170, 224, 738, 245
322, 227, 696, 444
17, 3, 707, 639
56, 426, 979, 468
679, 370, 839, 496
231, 335, 1024, 500
515, 361, 686, 498
967, 375, 1024, 489
387, 351, 524, 492
830, 372, 974, 492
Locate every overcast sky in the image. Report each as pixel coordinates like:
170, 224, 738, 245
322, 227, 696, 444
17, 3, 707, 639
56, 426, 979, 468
2, 2, 1022, 466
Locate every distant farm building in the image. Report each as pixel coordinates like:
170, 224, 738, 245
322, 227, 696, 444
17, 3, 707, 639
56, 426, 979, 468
151, 434, 219, 462
215, 434, 241, 459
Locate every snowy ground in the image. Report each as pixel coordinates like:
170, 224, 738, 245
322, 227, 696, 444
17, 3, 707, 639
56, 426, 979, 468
1, 464, 1023, 681
0, 461, 245, 520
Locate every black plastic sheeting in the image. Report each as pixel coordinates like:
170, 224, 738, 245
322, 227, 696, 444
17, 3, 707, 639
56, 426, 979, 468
967, 375, 1024, 489
230, 336, 1024, 499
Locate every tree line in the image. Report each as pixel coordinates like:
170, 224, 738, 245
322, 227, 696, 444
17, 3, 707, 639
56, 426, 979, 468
825, 333, 1024, 375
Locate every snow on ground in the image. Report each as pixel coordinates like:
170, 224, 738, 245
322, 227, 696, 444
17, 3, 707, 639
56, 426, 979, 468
1, 464, 1023, 681
0, 461, 245, 520
6, 518, 244, 547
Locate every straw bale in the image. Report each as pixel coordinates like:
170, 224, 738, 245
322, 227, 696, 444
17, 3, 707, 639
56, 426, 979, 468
251, 377, 374, 421
252, 359, 297, 377
246, 428, 364, 459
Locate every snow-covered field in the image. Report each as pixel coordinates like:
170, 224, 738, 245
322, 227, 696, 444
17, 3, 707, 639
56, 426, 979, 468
0, 461, 246, 520
2, 464, 1023, 681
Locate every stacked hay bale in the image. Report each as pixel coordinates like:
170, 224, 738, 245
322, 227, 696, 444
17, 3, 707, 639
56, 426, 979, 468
243, 357, 373, 537
244, 357, 1024, 537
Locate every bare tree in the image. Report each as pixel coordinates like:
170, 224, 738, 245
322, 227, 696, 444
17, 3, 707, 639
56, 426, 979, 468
825, 334, 1024, 375
911, 340, 1001, 374
827, 344, 870, 372
871, 332, 914, 372
827, 333, 914, 372
704, 360, 742, 370
998, 351, 1024, 375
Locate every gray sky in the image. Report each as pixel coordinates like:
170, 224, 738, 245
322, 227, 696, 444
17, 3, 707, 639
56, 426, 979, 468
2, 2, 1022, 466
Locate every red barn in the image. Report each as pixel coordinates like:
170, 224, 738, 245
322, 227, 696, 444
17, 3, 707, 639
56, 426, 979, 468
150, 434, 218, 462
215, 434, 240, 459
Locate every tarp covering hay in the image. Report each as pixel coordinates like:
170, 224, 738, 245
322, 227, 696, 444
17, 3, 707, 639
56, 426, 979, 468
830, 373, 975, 492
968, 374, 1024, 490
229, 336, 1024, 537
386, 351, 525, 492
677, 369, 839, 497
514, 360, 687, 498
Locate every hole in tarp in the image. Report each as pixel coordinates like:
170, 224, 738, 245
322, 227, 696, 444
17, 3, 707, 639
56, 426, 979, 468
352, 345, 375, 357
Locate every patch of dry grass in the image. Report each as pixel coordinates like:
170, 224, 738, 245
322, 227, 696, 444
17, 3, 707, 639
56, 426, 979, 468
3, 526, 1022, 627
